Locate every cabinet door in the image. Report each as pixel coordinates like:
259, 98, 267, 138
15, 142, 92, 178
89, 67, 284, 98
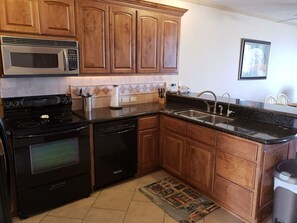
160, 15, 180, 73
137, 10, 160, 73
0, 0, 39, 33
161, 129, 186, 178
76, 0, 110, 74
39, 0, 75, 36
185, 140, 214, 194
138, 128, 159, 173
110, 6, 136, 74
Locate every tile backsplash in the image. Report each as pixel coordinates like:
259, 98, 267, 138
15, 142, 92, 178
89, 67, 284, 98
0, 75, 177, 108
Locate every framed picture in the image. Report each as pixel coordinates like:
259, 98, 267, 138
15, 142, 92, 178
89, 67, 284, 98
238, 38, 271, 80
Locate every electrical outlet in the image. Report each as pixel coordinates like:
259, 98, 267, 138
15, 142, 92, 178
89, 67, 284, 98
121, 96, 130, 103
130, 96, 137, 102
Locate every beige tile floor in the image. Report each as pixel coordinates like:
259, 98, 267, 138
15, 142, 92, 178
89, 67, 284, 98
12, 170, 269, 223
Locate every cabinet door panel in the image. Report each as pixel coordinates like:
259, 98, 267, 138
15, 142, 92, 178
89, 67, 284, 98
0, 0, 39, 33
160, 15, 180, 73
138, 129, 159, 172
110, 6, 136, 74
186, 140, 214, 194
216, 150, 256, 190
214, 175, 253, 217
76, 1, 110, 74
162, 130, 185, 177
39, 0, 75, 36
137, 11, 160, 73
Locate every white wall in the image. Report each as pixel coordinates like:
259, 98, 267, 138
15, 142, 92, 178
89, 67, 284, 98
152, 0, 297, 102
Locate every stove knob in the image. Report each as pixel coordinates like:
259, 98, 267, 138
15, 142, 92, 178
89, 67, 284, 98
3, 100, 12, 108
60, 96, 66, 103
12, 100, 20, 107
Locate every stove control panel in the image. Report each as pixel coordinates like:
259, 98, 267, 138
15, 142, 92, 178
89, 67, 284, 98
3, 94, 72, 109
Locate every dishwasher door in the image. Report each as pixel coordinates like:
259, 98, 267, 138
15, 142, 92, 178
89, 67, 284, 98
93, 118, 137, 189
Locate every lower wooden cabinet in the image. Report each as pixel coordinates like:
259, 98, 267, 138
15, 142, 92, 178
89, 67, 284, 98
161, 129, 186, 178
159, 114, 296, 223
185, 140, 214, 195
137, 115, 159, 175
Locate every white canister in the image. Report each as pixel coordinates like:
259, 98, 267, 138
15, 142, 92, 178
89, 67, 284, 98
110, 85, 122, 109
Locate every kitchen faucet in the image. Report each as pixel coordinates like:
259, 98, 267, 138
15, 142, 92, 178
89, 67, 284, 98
221, 92, 233, 117
197, 91, 217, 114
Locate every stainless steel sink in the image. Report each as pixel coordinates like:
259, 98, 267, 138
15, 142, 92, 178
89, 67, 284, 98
174, 109, 234, 124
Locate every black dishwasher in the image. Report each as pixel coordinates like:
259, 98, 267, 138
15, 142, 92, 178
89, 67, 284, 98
93, 118, 137, 189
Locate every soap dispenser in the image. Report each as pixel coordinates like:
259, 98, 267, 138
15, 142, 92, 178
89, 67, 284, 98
110, 85, 122, 109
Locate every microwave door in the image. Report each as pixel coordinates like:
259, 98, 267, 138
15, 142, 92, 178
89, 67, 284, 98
2, 45, 66, 75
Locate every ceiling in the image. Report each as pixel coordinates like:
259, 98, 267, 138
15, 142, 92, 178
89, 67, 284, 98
181, 0, 297, 26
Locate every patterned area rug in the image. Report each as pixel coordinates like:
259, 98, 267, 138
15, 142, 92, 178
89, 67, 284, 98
139, 177, 220, 223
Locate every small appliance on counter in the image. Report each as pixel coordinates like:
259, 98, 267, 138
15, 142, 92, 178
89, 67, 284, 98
110, 85, 122, 109
82, 95, 92, 112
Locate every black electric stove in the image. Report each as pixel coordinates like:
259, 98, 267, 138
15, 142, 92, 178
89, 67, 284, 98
2, 94, 91, 218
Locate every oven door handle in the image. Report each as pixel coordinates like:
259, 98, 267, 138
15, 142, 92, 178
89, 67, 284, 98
15, 125, 88, 139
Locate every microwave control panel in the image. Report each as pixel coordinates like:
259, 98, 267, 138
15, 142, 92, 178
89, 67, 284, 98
68, 49, 78, 71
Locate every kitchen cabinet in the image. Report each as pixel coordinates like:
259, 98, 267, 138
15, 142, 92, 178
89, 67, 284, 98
137, 115, 159, 175
76, 1, 110, 74
75, 0, 187, 75
110, 6, 136, 74
39, 0, 75, 36
185, 123, 216, 195
0, 0, 75, 37
160, 114, 296, 223
160, 115, 187, 178
160, 15, 181, 73
0, 0, 39, 34
137, 10, 160, 73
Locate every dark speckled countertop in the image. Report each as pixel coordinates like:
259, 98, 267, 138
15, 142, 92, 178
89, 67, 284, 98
74, 97, 297, 144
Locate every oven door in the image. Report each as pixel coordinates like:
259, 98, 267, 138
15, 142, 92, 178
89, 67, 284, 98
1, 45, 71, 75
13, 124, 90, 191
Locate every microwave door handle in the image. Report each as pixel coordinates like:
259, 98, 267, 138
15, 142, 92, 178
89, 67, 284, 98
63, 49, 69, 72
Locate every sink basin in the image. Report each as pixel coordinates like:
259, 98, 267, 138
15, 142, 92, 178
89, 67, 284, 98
174, 109, 234, 124
174, 110, 210, 118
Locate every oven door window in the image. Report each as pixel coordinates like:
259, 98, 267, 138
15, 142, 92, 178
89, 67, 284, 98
30, 138, 79, 174
11, 52, 59, 68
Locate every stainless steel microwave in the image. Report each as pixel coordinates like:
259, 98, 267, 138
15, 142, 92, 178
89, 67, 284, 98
0, 36, 79, 76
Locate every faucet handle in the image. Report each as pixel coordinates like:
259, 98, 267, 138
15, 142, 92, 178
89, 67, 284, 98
218, 105, 223, 115
227, 109, 234, 117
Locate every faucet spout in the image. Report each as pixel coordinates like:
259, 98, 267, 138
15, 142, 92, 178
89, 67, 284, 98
197, 91, 217, 114
221, 92, 233, 117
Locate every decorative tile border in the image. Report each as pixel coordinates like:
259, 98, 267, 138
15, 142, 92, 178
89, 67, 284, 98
70, 82, 165, 110
70, 82, 165, 98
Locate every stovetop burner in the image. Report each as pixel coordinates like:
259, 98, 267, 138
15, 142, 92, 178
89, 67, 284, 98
2, 94, 86, 135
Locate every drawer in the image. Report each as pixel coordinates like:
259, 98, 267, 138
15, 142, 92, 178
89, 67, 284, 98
217, 133, 258, 161
214, 175, 253, 217
138, 115, 159, 130
216, 151, 256, 190
187, 123, 217, 146
161, 115, 187, 136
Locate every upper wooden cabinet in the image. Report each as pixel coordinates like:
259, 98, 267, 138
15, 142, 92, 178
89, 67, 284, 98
0, 0, 40, 33
160, 15, 180, 73
39, 0, 75, 36
137, 11, 160, 73
110, 6, 136, 74
0, 0, 75, 37
75, 0, 187, 75
76, 1, 110, 74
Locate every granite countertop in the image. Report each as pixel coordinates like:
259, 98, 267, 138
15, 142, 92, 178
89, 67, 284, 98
74, 101, 297, 145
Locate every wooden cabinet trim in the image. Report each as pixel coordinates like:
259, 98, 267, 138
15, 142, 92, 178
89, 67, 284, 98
161, 115, 187, 135
214, 175, 254, 218
39, 0, 76, 36
217, 133, 259, 162
138, 115, 159, 130
0, 0, 40, 34
216, 150, 256, 190
186, 123, 217, 146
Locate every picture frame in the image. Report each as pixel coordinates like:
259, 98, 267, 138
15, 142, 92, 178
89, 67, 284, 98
238, 38, 271, 80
